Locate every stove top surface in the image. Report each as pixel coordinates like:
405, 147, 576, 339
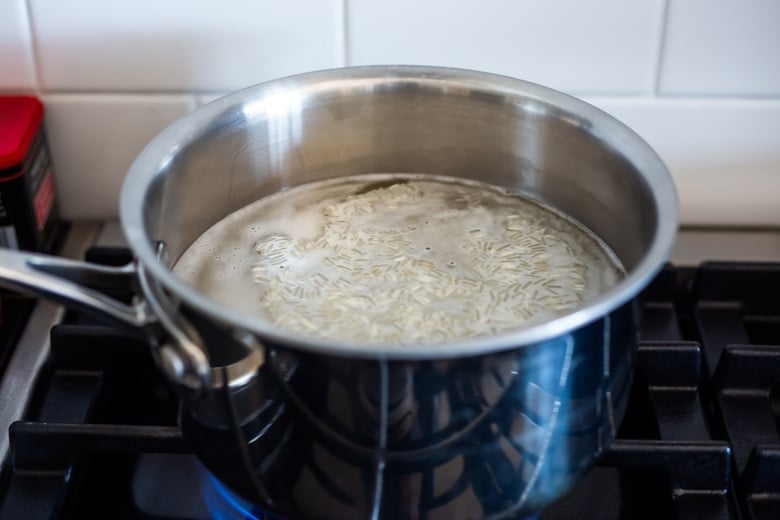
0, 244, 778, 519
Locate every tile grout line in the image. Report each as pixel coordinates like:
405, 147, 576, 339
34, 91, 780, 103
651, 0, 671, 96
21, 0, 42, 94
36, 90, 214, 99
339, 0, 349, 66
582, 94, 780, 104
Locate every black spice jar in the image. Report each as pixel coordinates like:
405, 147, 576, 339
0, 95, 61, 252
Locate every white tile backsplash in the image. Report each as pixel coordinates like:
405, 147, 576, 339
0, 1, 776, 226
43, 94, 196, 219
347, 0, 665, 96
661, 0, 780, 96
586, 97, 780, 226
0, 0, 37, 90
29, 0, 343, 91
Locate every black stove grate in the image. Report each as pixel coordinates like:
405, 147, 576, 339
0, 251, 778, 519
0, 294, 36, 377
694, 264, 780, 520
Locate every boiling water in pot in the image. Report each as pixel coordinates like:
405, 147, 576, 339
173, 174, 624, 345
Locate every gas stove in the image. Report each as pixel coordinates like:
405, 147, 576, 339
0, 224, 778, 519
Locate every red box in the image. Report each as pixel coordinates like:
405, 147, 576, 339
0, 96, 60, 251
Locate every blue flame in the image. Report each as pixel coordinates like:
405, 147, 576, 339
202, 469, 539, 520
204, 474, 283, 520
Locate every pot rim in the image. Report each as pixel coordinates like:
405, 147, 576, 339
120, 65, 678, 360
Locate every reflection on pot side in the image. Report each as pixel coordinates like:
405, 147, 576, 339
184, 301, 636, 519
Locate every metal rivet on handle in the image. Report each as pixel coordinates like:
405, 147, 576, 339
158, 344, 186, 381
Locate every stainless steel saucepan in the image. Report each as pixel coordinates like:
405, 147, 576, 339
0, 66, 677, 519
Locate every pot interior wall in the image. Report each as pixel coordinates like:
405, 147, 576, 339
143, 74, 658, 272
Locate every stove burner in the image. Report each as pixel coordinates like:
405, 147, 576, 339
204, 474, 278, 520
0, 250, 778, 519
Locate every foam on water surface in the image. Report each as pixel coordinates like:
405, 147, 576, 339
173, 174, 624, 346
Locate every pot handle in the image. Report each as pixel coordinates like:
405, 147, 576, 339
137, 261, 212, 391
0, 248, 151, 327
0, 248, 211, 391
